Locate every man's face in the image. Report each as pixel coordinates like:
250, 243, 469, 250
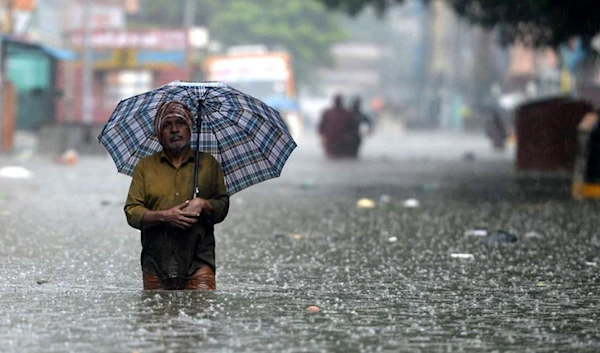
160, 115, 191, 151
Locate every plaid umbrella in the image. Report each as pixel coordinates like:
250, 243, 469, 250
98, 80, 297, 195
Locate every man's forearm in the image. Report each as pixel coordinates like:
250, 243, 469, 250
141, 210, 165, 229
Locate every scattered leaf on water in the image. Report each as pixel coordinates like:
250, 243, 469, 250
292, 234, 303, 240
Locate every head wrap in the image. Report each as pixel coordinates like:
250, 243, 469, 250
154, 101, 194, 143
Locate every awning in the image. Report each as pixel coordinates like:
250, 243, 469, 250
41, 45, 78, 61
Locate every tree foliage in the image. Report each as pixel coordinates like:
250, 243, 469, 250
317, 0, 600, 47
316, 0, 406, 16
447, 0, 600, 47
210, 0, 346, 81
130, 0, 346, 83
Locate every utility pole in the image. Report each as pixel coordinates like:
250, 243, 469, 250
0, 31, 4, 151
183, 0, 196, 28
0, 0, 7, 149
81, 0, 93, 124
63, 0, 74, 121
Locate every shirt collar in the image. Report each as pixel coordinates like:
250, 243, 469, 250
159, 147, 196, 164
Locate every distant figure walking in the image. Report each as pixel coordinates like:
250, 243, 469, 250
484, 109, 507, 151
349, 97, 373, 158
318, 94, 356, 158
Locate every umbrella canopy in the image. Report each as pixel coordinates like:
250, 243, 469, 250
98, 80, 297, 195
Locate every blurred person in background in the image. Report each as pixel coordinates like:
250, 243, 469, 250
124, 101, 230, 290
318, 94, 356, 158
484, 107, 508, 151
349, 96, 373, 158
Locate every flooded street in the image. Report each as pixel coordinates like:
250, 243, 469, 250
1, 130, 599, 353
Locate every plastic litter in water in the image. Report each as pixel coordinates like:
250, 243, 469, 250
306, 305, 320, 313
450, 253, 474, 260
60, 149, 79, 165
402, 199, 420, 208
0, 166, 33, 179
301, 178, 316, 190
585, 261, 597, 267
356, 198, 376, 209
388, 236, 398, 243
485, 230, 517, 244
464, 229, 488, 237
525, 231, 543, 239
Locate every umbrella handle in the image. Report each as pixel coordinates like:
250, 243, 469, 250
192, 103, 202, 198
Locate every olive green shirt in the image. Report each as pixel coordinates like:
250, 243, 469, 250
124, 148, 229, 280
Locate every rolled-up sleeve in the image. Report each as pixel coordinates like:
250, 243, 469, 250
207, 158, 229, 224
124, 161, 149, 229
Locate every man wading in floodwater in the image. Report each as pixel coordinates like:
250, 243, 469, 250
124, 101, 229, 290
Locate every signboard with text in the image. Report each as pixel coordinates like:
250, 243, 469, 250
66, 1, 125, 31
69, 29, 188, 50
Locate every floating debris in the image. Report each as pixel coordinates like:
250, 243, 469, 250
422, 183, 440, 192
273, 233, 304, 240
585, 261, 597, 267
485, 230, 517, 244
464, 229, 488, 237
306, 305, 320, 313
60, 149, 79, 166
450, 253, 474, 260
402, 198, 420, 208
0, 166, 33, 179
524, 231, 543, 239
356, 198, 376, 209
536, 281, 547, 287
379, 194, 392, 204
462, 151, 476, 161
388, 236, 398, 243
301, 178, 316, 190
36, 279, 50, 285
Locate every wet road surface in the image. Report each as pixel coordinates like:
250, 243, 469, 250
0, 130, 599, 352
